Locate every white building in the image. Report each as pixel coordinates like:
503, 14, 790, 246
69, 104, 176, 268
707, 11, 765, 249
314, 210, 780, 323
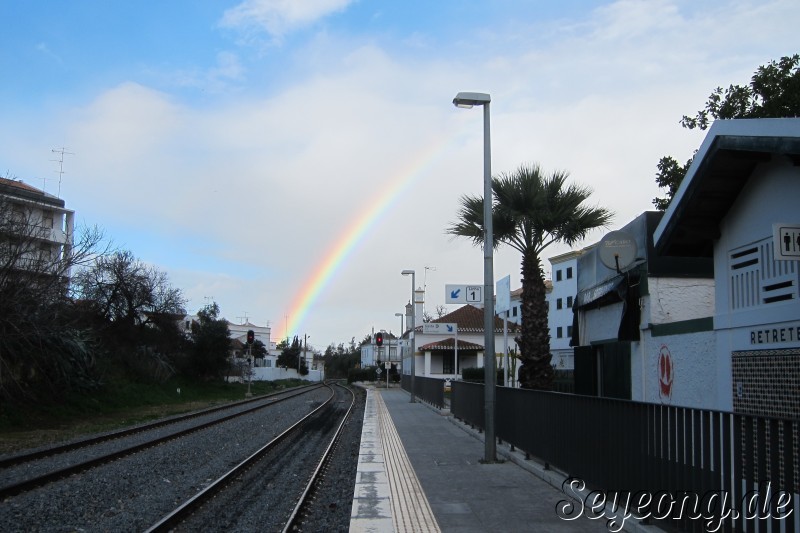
548, 250, 584, 369
572, 210, 715, 405
402, 286, 520, 382
360, 331, 401, 369
654, 118, 800, 417
0, 176, 75, 279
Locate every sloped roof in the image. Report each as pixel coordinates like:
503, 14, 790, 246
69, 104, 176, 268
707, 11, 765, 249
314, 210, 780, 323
0, 176, 43, 194
0, 176, 66, 207
418, 337, 485, 351
425, 304, 519, 334
654, 118, 800, 257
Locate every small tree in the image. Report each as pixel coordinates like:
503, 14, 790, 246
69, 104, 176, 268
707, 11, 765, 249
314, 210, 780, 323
277, 336, 302, 370
654, 54, 800, 210
188, 302, 230, 380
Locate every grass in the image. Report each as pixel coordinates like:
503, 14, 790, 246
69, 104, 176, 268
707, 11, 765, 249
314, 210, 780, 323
0, 377, 308, 454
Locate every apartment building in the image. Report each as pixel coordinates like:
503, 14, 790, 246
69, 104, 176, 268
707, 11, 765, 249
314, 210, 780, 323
0, 176, 75, 279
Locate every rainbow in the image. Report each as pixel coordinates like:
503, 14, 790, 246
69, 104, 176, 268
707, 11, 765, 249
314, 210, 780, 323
279, 137, 452, 341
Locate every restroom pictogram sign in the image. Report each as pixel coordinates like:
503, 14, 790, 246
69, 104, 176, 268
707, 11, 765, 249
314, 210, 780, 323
773, 223, 800, 259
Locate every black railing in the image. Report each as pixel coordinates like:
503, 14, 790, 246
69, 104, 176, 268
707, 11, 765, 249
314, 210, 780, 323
401, 374, 446, 409
451, 382, 800, 532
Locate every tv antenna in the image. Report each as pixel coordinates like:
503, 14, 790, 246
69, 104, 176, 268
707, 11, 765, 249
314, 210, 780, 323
423, 265, 436, 315
51, 147, 74, 198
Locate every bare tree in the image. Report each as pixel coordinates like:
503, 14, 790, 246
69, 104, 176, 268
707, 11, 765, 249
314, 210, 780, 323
73, 250, 185, 328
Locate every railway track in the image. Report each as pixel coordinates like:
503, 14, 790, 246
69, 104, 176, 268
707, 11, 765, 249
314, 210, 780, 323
0, 383, 325, 499
0, 383, 350, 531
145, 382, 356, 532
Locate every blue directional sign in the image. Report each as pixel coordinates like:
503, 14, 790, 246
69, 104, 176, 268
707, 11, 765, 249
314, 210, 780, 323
423, 323, 457, 334
446, 284, 482, 304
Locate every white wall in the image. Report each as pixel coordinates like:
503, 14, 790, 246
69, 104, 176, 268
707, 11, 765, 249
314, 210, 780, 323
646, 278, 714, 324
632, 330, 717, 409
250, 367, 323, 382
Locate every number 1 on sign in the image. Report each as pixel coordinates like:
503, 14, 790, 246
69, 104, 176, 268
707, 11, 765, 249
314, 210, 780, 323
466, 286, 482, 303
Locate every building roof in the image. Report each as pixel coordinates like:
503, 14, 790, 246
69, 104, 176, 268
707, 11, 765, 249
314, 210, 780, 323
654, 118, 800, 257
418, 338, 485, 351
0, 176, 66, 208
426, 304, 520, 334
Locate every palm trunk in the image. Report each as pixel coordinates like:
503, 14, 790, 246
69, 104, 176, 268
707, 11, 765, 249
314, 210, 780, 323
516, 249, 553, 390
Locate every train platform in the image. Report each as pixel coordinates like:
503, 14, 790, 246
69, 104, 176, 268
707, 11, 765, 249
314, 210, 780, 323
350, 386, 649, 533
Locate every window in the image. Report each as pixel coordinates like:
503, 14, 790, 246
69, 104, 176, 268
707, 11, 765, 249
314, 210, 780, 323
556, 327, 563, 338
443, 355, 455, 374
556, 269, 563, 281
567, 325, 573, 337
556, 298, 563, 310
265, 359, 272, 367
567, 296, 573, 308
42, 212, 54, 229
512, 306, 518, 317
566, 267, 573, 279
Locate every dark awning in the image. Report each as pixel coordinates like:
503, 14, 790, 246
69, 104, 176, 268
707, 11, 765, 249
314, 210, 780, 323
575, 275, 625, 309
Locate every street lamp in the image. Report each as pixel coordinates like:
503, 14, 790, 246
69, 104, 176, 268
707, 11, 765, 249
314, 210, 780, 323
395, 312, 404, 366
453, 91, 496, 463
401, 269, 416, 403
301, 334, 310, 376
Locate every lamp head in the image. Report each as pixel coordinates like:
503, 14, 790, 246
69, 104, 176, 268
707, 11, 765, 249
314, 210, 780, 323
401, 269, 414, 276
453, 92, 491, 108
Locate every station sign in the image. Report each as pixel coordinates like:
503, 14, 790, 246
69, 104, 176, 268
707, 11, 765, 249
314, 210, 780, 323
446, 284, 483, 304
422, 323, 457, 335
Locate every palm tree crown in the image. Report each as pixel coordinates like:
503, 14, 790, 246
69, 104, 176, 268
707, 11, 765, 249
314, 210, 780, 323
447, 163, 613, 389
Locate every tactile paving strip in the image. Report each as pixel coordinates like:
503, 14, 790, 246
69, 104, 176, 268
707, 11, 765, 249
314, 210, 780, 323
375, 391, 441, 533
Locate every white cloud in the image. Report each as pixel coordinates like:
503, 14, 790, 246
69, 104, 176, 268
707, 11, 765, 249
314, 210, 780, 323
5, 0, 799, 347
220, 0, 355, 42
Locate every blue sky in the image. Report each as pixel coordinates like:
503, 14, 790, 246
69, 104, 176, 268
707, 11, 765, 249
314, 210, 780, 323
1, 0, 798, 349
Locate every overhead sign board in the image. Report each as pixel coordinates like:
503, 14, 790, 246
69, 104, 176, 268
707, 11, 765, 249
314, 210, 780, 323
446, 284, 483, 304
773, 223, 800, 260
422, 323, 457, 335
496, 275, 510, 313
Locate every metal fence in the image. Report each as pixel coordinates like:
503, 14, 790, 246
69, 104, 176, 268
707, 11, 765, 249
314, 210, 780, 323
451, 381, 799, 533
400, 374, 445, 409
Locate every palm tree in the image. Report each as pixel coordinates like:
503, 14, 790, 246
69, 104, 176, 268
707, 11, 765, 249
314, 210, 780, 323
447, 163, 613, 390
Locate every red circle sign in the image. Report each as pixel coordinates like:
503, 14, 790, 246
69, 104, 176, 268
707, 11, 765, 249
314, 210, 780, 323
658, 345, 674, 401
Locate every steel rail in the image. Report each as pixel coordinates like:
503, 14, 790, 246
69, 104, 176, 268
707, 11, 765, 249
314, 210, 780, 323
144, 383, 339, 533
282, 382, 356, 532
0, 384, 326, 498
0, 382, 323, 469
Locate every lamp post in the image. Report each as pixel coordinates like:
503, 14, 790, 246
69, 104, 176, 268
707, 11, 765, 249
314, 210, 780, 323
395, 312, 404, 369
301, 334, 310, 376
401, 269, 416, 403
453, 91, 496, 463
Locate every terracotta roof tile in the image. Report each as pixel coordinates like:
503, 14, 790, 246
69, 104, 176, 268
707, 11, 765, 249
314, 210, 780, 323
0, 177, 44, 194
423, 304, 520, 334
418, 337, 485, 351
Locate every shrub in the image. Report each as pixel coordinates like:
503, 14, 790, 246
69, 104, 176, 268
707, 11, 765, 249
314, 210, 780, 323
461, 367, 503, 384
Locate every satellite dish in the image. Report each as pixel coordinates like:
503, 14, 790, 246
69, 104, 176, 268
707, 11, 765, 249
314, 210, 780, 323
599, 230, 638, 273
